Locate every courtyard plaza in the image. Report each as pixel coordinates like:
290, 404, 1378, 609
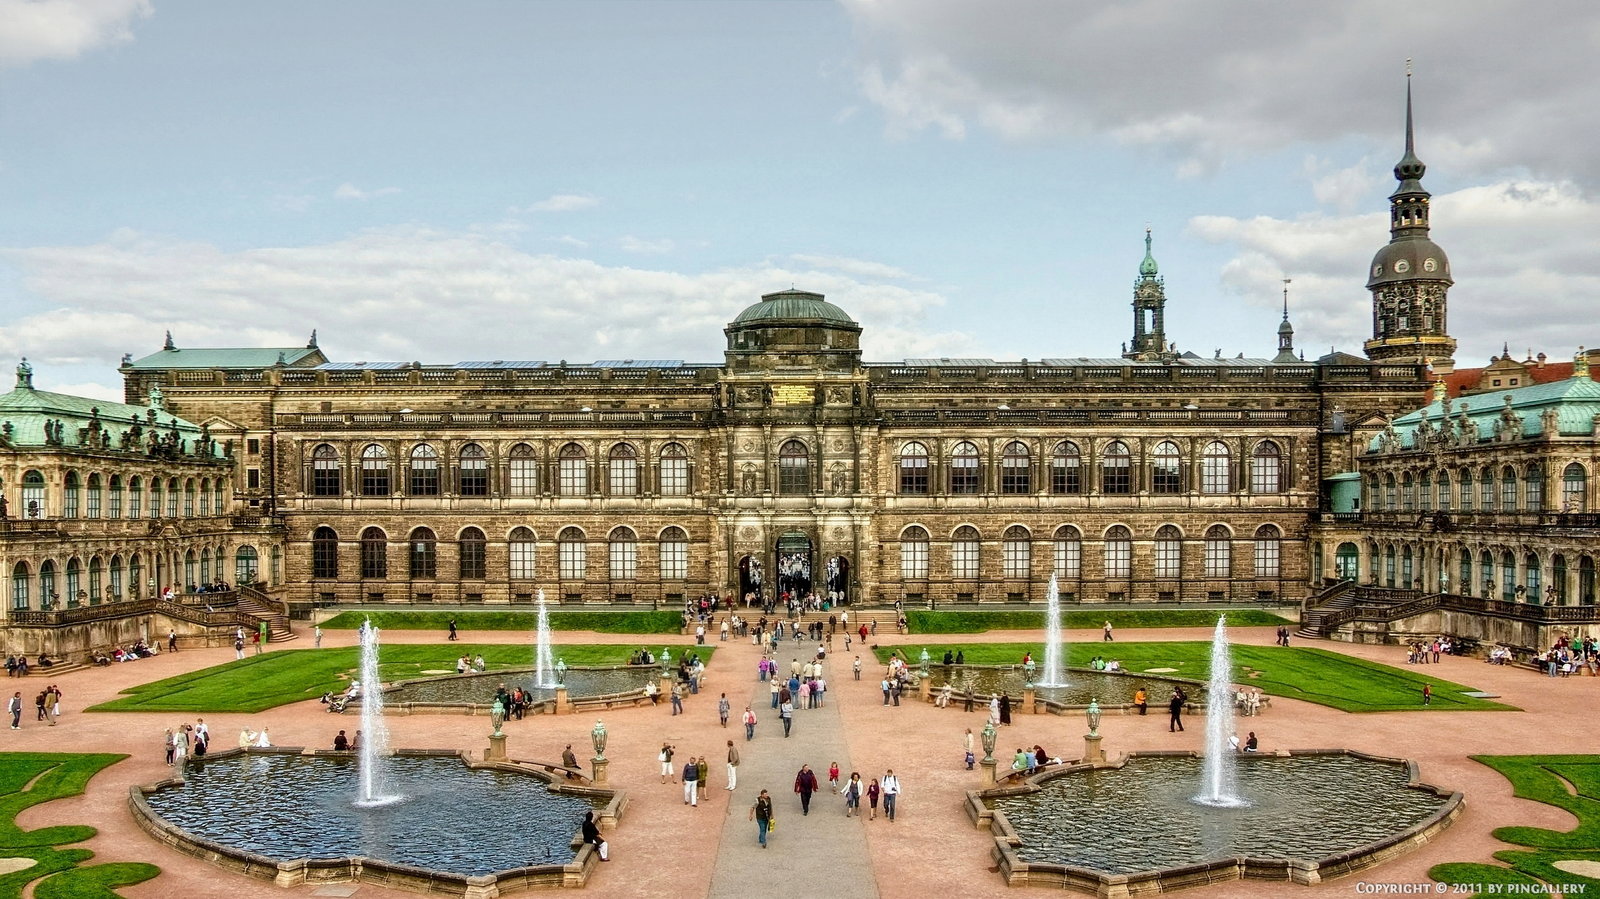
1, 615, 1592, 899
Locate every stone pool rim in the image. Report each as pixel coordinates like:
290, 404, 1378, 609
926, 664, 1206, 712
377, 663, 661, 716
129, 746, 627, 897
965, 748, 1462, 896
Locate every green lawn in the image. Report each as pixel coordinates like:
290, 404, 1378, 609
873, 642, 1513, 712
320, 609, 682, 633
1428, 755, 1600, 897
89, 642, 709, 713
0, 753, 160, 899
906, 608, 1290, 633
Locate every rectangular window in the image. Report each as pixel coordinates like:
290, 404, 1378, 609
1205, 540, 1231, 578
87, 489, 101, 519
559, 459, 588, 496
362, 462, 390, 496
1151, 462, 1180, 494
1201, 459, 1230, 494
459, 462, 488, 496
410, 461, 440, 496
559, 543, 587, 579
1104, 541, 1132, 579
952, 541, 980, 579
1002, 542, 1030, 578
1500, 478, 1517, 512
1251, 458, 1281, 494
510, 458, 539, 496
1052, 459, 1081, 494
509, 543, 536, 580
1525, 476, 1543, 512
109, 486, 122, 519
660, 541, 688, 580
246, 468, 261, 489
610, 459, 638, 496
609, 542, 637, 579
950, 458, 980, 494
659, 457, 689, 495
900, 459, 928, 495
1000, 461, 1030, 495
1102, 462, 1131, 495
460, 542, 485, 580
1054, 540, 1081, 578
1255, 540, 1281, 578
901, 541, 929, 579
313, 464, 341, 496
247, 438, 261, 454
1154, 541, 1180, 578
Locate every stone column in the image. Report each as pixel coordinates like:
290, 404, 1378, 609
980, 757, 998, 786
1083, 733, 1104, 765
591, 756, 609, 786
555, 686, 570, 714
487, 733, 507, 761
1022, 687, 1036, 713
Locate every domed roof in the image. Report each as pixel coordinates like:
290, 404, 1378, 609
1367, 237, 1452, 289
730, 290, 857, 327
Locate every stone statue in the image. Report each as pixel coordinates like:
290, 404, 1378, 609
741, 466, 757, 494
831, 465, 847, 495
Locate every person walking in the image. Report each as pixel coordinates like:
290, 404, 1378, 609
750, 789, 774, 848
828, 761, 841, 793
882, 770, 902, 822
866, 777, 881, 819
964, 728, 976, 769
697, 756, 709, 800
234, 635, 245, 660
1169, 688, 1186, 732
7, 691, 20, 729
448, 618, 458, 641
769, 678, 781, 709
168, 629, 178, 652
794, 764, 819, 815
743, 706, 757, 741
1422, 683, 1433, 706
682, 756, 700, 806
671, 682, 684, 716
659, 743, 676, 783
314, 625, 323, 648
780, 698, 794, 737
726, 740, 740, 790
1103, 620, 1114, 642
718, 692, 731, 727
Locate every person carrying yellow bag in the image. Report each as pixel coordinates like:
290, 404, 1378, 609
750, 789, 774, 848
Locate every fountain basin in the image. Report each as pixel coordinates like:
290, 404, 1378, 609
926, 665, 1201, 708
131, 748, 623, 897
968, 750, 1460, 896
381, 665, 659, 712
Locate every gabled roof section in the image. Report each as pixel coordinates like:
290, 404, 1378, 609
125, 346, 326, 370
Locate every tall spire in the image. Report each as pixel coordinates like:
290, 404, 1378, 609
1125, 228, 1171, 360
1273, 278, 1298, 363
1139, 227, 1159, 276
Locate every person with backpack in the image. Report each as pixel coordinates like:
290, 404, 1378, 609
749, 789, 774, 848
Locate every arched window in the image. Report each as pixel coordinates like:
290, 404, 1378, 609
66, 558, 82, 606
1000, 441, 1031, 494
1401, 472, 1415, 512
899, 442, 930, 495
1479, 466, 1494, 511
128, 554, 142, 597
950, 442, 981, 494
509, 444, 539, 496
1524, 465, 1545, 512
360, 528, 388, 579
558, 443, 588, 496
609, 527, 638, 579
166, 479, 178, 517
1419, 472, 1433, 511
1384, 473, 1398, 511
1563, 463, 1589, 512
1382, 545, 1396, 586
184, 479, 197, 517
22, 470, 45, 519
1498, 466, 1517, 512
1053, 526, 1082, 578
1581, 556, 1596, 604
108, 475, 123, 519
184, 551, 196, 591
952, 525, 980, 579
235, 546, 259, 585
1554, 553, 1569, 603
1151, 441, 1181, 494
408, 528, 437, 578
1501, 550, 1516, 600
1479, 550, 1494, 596
109, 554, 123, 602
409, 445, 440, 496
1101, 442, 1131, 495
509, 527, 537, 579
199, 478, 212, 516
312, 527, 338, 579
147, 478, 163, 518
1154, 524, 1182, 578
1365, 475, 1380, 511
312, 444, 341, 496
659, 527, 688, 580
1401, 545, 1414, 588
1458, 469, 1473, 511
1201, 442, 1232, 494
459, 527, 486, 580
1526, 552, 1542, 600
1253, 525, 1282, 578
1002, 525, 1031, 578
213, 479, 225, 514
1204, 525, 1232, 578
11, 563, 28, 610
87, 556, 102, 604
1437, 470, 1451, 511
659, 443, 689, 496
558, 527, 587, 579
34, 563, 57, 604
1051, 441, 1082, 494
1335, 542, 1360, 581
1251, 441, 1283, 494
778, 440, 810, 495
1103, 525, 1132, 579
901, 526, 930, 579
458, 444, 489, 496
1459, 545, 1473, 596
64, 472, 81, 519
608, 444, 638, 496
86, 474, 102, 518
202, 546, 215, 585
361, 445, 390, 496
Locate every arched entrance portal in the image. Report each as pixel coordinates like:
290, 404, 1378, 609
776, 532, 812, 604
1334, 543, 1359, 581
738, 554, 764, 605
825, 555, 850, 606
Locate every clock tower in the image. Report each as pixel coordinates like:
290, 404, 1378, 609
1124, 228, 1173, 361
1364, 72, 1456, 369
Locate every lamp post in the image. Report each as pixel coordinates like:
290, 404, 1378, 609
1084, 697, 1105, 764
590, 719, 610, 785
980, 720, 999, 785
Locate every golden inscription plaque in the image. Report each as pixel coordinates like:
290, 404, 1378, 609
772, 385, 813, 405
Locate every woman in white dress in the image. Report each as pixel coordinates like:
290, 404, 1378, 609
173, 725, 190, 765
988, 696, 1001, 726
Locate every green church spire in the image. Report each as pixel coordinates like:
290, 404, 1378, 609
1139, 227, 1159, 277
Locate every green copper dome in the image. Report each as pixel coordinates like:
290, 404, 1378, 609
1139, 229, 1159, 277
731, 290, 857, 327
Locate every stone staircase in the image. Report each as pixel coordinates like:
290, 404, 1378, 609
1296, 583, 1357, 640
237, 586, 296, 643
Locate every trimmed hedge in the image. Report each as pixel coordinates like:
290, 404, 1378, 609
320, 609, 682, 634
905, 608, 1291, 634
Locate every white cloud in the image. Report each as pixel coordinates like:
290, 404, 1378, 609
0, 0, 151, 68
1305, 156, 1380, 214
333, 182, 401, 201
788, 254, 911, 280
619, 235, 675, 254
555, 235, 589, 249
35, 379, 122, 402
527, 193, 599, 213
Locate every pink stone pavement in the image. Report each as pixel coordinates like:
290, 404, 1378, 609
6, 618, 1595, 899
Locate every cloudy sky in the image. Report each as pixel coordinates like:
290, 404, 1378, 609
3, 0, 1597, 400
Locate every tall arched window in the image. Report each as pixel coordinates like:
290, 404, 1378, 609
609, 527, 638, 579
199, 478, 212, 516
509, 444, 539, 496
1563, 463, 1588, 512
778, 440, 810, 495
409, 528, 437, 578
1053, 526, 1081, 578
1437, 470, 1452, 511
1201, 442, 1232, 494
1104, 526, 1132, 579
1524, 465, 1544, 512
659, 443, 689, 496
213, 479, 225, 514
1401, 472, 1415, 512
1002, 525, 1031, 578
163, 478, 177, 517
409, 445, 440, 496
148, 478, 162, 518
660, 527, 688, 580
183, 551, 196, 591
1501, 549, 1516, 600
1000, 442, 1031, 494
87, 556, 102, 603
11, 563, 28, 610
558, 527, 587, 579
1251, 441, 1283, 494
202, 547, 214, 584
952, 526, 980, 579
608, 444, 638, 496
899, 442, 930, 495
558, 443, 589, 496
361, 445, 390, 496
1581, 556, 1596, 604
950, 442, 980, 494
1365, 474, 1380, 511
459, 527, 486, 579
1553, 553, 1569, 603
1154, 525, 1182, 578
1204, 525, 1232, 578
1526, 552, 1542, 600
1384, 473, 1398, 511
1051, 442, 1082, 494
86, 474, 102, 518
1101, 442, 1131, 495
109, 554, 123, 602
458, 444, 489, 496
312, 444, 341, 495
63, 472, 80, 518
1151, 442, 1181, 494
235, 546, 259, 585
1401, 545, 1414, 587
1479, 466, 1495, 511
108, 475, 122, 519
1420, 472, 1433, 511
66, 558, 82, 606
129, 554, 142, 597
901, 526, 930, 579
1254, 525, 1282, 578
312, 527, 339, 579
360, 527, 388, 579
184, 479, 197, 517
21, 470, 45, 519
1459, 545, 1473, 596
1383, 545, 1396, 586
508, 527, 537, 579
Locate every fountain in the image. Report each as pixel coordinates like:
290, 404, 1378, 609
1194, 616, 1244, 808
355, 621, 400, 807
534, 589, 556, 688
1037, 573, 1067, 687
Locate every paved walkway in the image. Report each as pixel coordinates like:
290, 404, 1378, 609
707, 636, 878, 898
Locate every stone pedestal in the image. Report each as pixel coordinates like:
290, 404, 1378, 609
659, 675, 673, 699
1022, 688, 1036, 713
1082, 733, 1104, 765
919, 678, 931, 702
591, 756, 609, 786
980, 758, 998, 786
487, 733, 507, 761
554, 686, 569, 714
